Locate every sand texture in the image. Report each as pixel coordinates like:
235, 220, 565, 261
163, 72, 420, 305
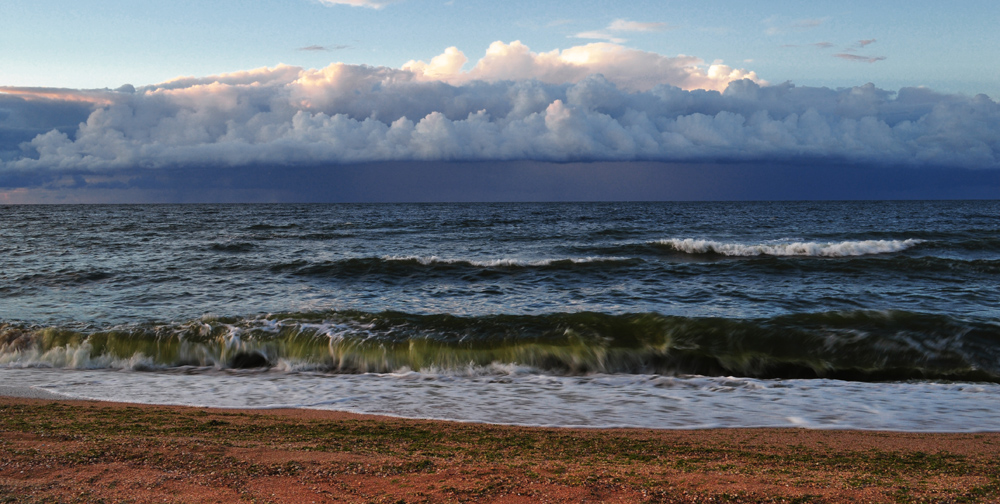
1, 397, 999, 503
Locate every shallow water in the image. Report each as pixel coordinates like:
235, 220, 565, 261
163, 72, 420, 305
6, 367, 1000, 432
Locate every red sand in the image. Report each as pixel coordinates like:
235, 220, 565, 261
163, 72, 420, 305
2, 396, 999, 503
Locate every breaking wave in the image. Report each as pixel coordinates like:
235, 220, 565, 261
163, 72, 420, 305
2, 309, 997, 383
653, 239, 925, 257
379, 255, 633, 268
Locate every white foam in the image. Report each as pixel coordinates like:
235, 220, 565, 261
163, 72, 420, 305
381, 255, 631, 267
0, 343, 159, 371
4, 367, 1000, 432
655, 238, 924, 257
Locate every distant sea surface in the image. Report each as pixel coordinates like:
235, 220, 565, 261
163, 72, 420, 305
2, 201, 999, 431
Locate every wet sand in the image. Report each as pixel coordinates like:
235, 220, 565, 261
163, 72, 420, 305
1, 395, 999, 503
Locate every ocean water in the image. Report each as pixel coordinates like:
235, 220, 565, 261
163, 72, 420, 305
2, 201, 999, 430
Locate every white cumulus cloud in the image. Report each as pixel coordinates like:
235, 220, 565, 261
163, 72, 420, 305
403, 41, 761, 92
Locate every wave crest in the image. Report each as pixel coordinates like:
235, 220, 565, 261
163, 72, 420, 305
2, 309, 998, 383
380, 255, 632, 267
654, 238, 924, 257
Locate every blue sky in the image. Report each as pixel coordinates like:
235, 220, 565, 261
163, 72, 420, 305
1, 0, 998, 203
3, 0, 997, 96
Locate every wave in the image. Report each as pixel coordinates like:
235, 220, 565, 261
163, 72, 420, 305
379, 255, 632, 268
710, 254, 1000, 276
652, 238, 924, 257
247, 223, 299, 230
952, 237, 1000, 252
12, 269, 115, 287
2, 310, 998, 383
208, 242, 257, 253
270, 255, 638, 278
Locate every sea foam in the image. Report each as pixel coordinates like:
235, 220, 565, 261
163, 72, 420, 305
380, 255, 632, 267
655, 238, 924, 257
6, 367, 1000, 432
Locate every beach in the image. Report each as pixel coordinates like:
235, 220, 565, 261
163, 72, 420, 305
2, 395, 999, 503
4, 0, 999, 496
3, 202, 999, 501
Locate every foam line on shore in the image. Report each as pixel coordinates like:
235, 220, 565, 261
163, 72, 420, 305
0, 385, 67, 400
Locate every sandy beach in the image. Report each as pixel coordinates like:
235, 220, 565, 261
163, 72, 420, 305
2, 394, 999, 503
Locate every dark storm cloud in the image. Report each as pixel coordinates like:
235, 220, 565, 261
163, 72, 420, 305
0, 92, 95, 160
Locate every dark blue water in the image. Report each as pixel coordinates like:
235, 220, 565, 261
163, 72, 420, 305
1, 201, 998, 382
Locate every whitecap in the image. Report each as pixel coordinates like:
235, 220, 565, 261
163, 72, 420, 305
380, 255, 632, 267
655, 238, 924, 257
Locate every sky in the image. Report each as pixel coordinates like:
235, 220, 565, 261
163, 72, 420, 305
1, 0, 998, 203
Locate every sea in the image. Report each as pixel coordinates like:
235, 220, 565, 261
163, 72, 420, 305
1, 201, 999, 431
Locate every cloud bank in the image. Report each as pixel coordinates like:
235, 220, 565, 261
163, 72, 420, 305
1, 40, 998, 180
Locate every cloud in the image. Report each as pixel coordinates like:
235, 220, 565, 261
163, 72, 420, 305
0, 91, 94, 159
607, 19, 671, 32
571, 31, 627, 44
783, 39, 881, 60
835, 53, 887, 63
315, 0, 402, 8
297, 44, 352, 52
403, 41, 760, 92
574, 18, 672, 43
784, 42, 834, 49
401, 46, 470, 80
1, 42, 998, 182
0, 87, 117, 106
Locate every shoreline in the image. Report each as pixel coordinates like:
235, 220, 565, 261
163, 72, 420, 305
7, 367, 1000, 433
0, 385, 68, 401
2, 395, 999, 502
